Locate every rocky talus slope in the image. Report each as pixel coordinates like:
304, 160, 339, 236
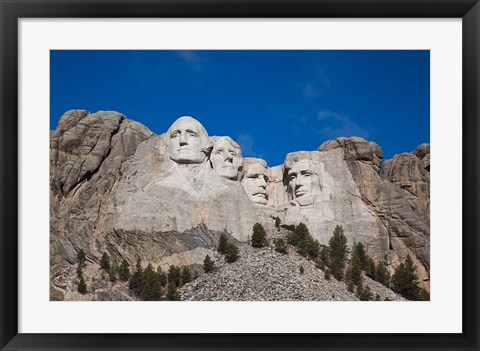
180, 229, 405, 301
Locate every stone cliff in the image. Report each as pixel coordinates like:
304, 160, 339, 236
50, 110, 430, 299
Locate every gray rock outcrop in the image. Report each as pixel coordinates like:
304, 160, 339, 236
50, 111, 430, 299
382, 144, 430, 212
50, 110, 154, 265
318, 137, 430, 287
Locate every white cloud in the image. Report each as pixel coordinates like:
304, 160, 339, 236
175, 50, 203, 71
316, 111, 370, 139
236, 133, 263, 159
301, 69, 330, 98
317, 111, 333, 119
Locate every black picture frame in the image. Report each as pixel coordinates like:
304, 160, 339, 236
1, 1, 479, 350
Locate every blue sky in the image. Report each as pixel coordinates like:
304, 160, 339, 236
51, 50, 429, 167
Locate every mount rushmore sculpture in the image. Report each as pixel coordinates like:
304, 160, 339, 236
50, 111, 430, 296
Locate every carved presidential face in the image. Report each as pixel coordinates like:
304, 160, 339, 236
168, 116, 208, 164
242, 162, 268, 205
210, 137, 243, 180
288, 159, 321, 206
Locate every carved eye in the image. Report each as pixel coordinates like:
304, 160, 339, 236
289, 175, 296, 181
171, 133, 179, 139
216, 150, 223, 155
188, 132, 196, 137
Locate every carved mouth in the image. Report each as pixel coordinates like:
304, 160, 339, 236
295, 190, 307, 197
253, 192, 266, 198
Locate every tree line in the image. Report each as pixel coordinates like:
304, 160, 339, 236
75, 250, 200, 301
74, 219, 429, 302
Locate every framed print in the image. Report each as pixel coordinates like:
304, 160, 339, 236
1, 0, 479, 350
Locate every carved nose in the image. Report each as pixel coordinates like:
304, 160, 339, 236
179, 133, 188, 145
296, 177, 306, 186
258, 177, 267, 187
225, 155, 233, 163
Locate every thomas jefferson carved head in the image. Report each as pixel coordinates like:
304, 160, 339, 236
210, 136, 243, 180
241, 158, 268, 205
167, 116, 209, 164
288, 159, 322, 206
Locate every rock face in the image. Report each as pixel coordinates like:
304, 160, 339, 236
318, 138, 430, 287
50, 111, 430, 299
382, 144, 430, 213
50, 110, 154, 265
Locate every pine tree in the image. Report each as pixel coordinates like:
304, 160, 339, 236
391, 255, 420, 300
218, 233, 228, 254
251, 222, 268, 248
181, 266, 192, 285
274, 216, 281, 229
157, 266, 168, 287
346, 254, 362, 287
418, 288, 430, 301
352, 242, 369, 271
128, 258, 144, 296
100, 252, 111, 270
286, 230, 299, 246
273, 237, 287, 254
168, 265, 182, 287
77, 249, 86, 268
76, 265, 83, 278
295, 223, 310, 241
324, 268, 332, 280
365, 257, 376, 280
299, 265, 305, 274
108, 265, 117, 282
203, 255, 215, 273
304, 237, 320, 258
225, 243, 240, 263
118, 259, 130, 281
357, 284, 372, 301
287, 223, 318, 259
151, 276, 163, 300
319, 245, 329, 267
375, 261, 391, 286
328, 225, 348, 280
391, 263, 407, 293
166, 282, 181, 301
78, 276, 87, 294
140, 263, 162, 301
